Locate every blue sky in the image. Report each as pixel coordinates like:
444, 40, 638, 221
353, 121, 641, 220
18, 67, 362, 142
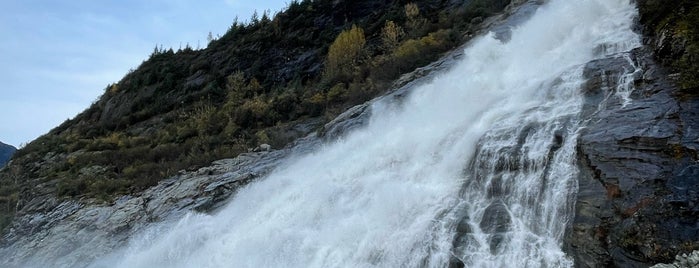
0, 0, 289, 148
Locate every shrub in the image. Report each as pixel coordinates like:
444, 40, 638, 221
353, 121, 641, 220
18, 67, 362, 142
326, 25, 366, 81
372, 29, 456, 79
235, 97, 272, 127
89, 178, 129, 198
57, 178, 89, 197
381, 21, 405, 52
269, 91, 299, 121
327, 83, 347, 103
405, 3, 427, 38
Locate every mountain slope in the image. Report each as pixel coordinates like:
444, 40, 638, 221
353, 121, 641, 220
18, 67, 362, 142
0, 0, 512, 231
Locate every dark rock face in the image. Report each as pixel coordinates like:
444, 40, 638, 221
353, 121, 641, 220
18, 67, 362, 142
0, 142, 16, 168
567, 46, 699, 267
479, 201, 512, 253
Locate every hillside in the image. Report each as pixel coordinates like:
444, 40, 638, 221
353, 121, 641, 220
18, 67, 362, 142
0, 142, 15, 168
0, 0, 512, 231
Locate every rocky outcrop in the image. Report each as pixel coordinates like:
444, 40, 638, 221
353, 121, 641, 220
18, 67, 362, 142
0, 146, 306, 267
567, 46, 699, 267
0, 142, 15, 168
652, 251, 699, 268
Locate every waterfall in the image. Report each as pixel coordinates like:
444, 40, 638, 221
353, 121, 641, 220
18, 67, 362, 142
85, 0, 640, 267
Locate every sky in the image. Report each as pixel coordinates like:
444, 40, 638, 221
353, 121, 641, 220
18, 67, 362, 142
0, 0, 289, 148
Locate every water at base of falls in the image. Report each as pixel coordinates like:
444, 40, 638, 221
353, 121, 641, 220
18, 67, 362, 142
75, 1, 641, 267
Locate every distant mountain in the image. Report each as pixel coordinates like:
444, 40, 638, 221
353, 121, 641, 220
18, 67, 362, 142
0, 142, 16, 168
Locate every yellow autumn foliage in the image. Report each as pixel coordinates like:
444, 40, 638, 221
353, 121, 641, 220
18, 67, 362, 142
326, 25, 366, 79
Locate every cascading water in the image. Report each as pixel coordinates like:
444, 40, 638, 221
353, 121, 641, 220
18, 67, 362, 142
615, 54, 642, 107
448, 64, 586, 267
80, 0, 641, 267
446, 0, 641, 266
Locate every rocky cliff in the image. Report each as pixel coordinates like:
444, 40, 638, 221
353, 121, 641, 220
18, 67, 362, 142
0, 142, 15, 168
567, 46, 699, 267
566, 0, 699, 266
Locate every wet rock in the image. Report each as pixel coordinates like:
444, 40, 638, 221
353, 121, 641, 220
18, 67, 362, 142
567, 46, 699, 266
480, 201, 511, 253
456, 216, 472, 235
318, 103, 372, 141
450, 205, 477, 267
448, 259, 465, 268
491, 1, 542, 43
262, 118, 325, 149
254, 144, 272, 152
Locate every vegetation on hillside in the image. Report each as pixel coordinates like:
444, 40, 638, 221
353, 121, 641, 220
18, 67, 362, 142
637, 0, 699, 90
0, 0, 513, 231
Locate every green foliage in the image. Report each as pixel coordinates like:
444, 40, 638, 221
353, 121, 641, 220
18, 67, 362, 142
58, 178, 88, 197
235, 97, 273, 127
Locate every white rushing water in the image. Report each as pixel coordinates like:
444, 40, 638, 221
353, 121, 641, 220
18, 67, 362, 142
87, 0, 640, 267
